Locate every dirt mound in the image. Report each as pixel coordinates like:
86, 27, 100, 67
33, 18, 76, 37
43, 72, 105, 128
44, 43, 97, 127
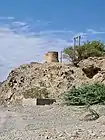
0, 62, 89, 105
1, 56, 105, 105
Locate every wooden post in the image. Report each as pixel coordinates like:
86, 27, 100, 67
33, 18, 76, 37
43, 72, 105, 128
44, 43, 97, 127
73, 36, 78, 61
73, 37, 76, 48
60, 51, 63, 63
78, 36, 81, 46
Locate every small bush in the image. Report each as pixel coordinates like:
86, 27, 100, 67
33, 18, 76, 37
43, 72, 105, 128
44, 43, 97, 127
63, 40, 105, 65
64, 83, 105, 105
23, 87, 49, 99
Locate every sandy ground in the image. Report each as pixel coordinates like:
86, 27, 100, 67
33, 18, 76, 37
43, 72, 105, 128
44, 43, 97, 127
0, 104, 105, 140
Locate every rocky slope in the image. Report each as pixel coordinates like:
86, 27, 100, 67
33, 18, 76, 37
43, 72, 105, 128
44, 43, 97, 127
1, 56, 105, 105
78, 57, 105, 84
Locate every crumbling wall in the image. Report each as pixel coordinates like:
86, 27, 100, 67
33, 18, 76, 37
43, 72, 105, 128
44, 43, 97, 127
44, 51, 59, 62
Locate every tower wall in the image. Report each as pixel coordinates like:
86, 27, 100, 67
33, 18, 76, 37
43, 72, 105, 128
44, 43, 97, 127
44, 51, 59, 62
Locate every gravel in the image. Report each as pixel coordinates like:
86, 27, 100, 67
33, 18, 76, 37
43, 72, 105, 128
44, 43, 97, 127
0, 104, 105, 140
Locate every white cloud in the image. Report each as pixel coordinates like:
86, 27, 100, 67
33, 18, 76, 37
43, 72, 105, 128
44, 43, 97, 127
12, 21, 27, 26
73, 32, 87, 42
0, 16, 14, 20
7, 17, 15, 20
39, 30, 73, 34
73, 28, 105, 44
0, 17, 104, 81
87, 28, 105, 35
0, 19, 71, 81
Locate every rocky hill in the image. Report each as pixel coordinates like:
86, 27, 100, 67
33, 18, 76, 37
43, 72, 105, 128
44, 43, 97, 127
78, 57, 105, 83
1, 57, 105, 105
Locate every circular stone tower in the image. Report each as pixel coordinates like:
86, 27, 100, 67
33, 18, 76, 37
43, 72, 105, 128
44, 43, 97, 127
44, 51, 59, 62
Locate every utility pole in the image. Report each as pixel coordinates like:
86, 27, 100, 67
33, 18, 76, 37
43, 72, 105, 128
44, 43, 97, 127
73, 37, 77, 48
60, 51, 63, 63
78, 36, 81, 46
74, 36, 78, 47
73, 36, 78, 61
73, 37, 75, 61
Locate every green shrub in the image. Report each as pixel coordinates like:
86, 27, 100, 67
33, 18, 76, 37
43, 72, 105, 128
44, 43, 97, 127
64, 83, 105, 105
23, 87, 49, 99
63, 40, 105, 65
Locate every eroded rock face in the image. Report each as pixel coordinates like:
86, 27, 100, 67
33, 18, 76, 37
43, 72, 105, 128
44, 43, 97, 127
0, 62, 89, 105
78, 57, 105, 78
77, 57, 105, 85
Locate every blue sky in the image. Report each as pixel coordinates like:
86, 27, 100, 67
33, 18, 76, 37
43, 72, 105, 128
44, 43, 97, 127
0, 0, 105, 81
0, 0, 104, 30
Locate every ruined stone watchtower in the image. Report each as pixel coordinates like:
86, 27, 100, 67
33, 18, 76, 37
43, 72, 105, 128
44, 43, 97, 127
44, 51, 59, 63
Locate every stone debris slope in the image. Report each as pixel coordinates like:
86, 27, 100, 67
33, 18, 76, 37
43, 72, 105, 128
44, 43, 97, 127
0, 105, 105, 140
1, 57, 105, 104
0, 62, 89, 104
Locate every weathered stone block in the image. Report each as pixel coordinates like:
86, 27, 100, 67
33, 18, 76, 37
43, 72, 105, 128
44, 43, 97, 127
22, 98, 56, 106
44, 51, 59, 62
22, 98, 37, 106
36, 98, 56, 105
